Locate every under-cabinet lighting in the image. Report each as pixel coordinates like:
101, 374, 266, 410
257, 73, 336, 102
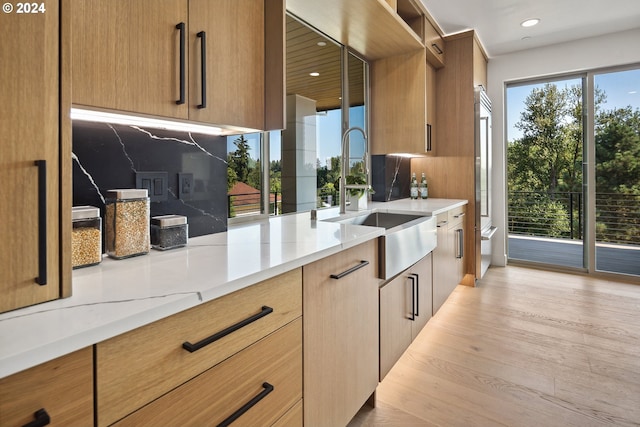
70, 108, 225, 136
387, 153, 424, 158
309, 72, 320, 77
520, 18, 540, 28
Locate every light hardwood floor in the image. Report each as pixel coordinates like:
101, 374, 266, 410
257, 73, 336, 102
349, 265, 640, 427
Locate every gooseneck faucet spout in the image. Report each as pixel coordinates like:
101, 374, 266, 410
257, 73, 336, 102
340, 126, 369, 214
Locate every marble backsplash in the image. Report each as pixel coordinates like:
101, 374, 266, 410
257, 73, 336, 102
371, 155, 411, 202
72, 121, 228, 239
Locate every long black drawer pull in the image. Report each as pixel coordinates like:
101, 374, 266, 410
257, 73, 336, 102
182, 306, 273, 353
330, 260, 369, 279
175, 22, 185, 105
197, 30, 207, 109
410, 273, 419, 317
432, 43, 443, 55
22, 408, 50, 427
35, 160, 47, 286
408, 275, 416, 321
217, 382, 274, 427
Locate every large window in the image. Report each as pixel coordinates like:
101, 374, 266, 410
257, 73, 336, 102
506, 65, 640, 277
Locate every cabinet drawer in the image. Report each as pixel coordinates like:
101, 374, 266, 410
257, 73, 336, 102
447, 204, 466, 226
113, 318, 302, 427
272, 400, 303, 427
97, 268, 302, 427
0, 348, 93, 427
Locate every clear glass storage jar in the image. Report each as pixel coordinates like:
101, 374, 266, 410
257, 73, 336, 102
105, 189, 150, 259
150, 215, 188, 250
72, 205, 102, 268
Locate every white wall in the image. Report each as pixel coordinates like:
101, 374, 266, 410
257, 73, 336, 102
487, 28, 640, 266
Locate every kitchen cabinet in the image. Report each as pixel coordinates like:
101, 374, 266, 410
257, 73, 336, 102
71, 0, 284, 131
303, 241, 379, 427
413, 30, 487, 283
424, 16, 445, 68
425, 61, 437, 156
370, 49, 427, 155
0, 347, 93, 427
432, 205, 466, 314
0, 0, 71, 313
379, 252, 433, 380
113, 319, 302, 427
95, 268, 301, 427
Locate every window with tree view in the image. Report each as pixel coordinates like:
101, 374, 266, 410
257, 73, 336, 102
506, 67, 639, 277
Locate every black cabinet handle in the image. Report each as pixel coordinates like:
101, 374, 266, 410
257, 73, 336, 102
432, 43, 443, 55
22, 408, 50, 427
175, 22, 185, 105
197, 30, 207, 109
217, 382, 274, 427
35, 160, 47, 286
330, 260, 369, 279
410, 273, 419, 317
182, 306, 273, 353
408, 275, 416, 321
427, 124, 432, 152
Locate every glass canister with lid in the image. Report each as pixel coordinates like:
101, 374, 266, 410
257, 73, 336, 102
150, 215, 188, 250
72, 205, 102, 268
105, 189, 150, 259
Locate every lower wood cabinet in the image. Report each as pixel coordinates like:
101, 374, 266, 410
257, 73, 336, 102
379, 253, 433, 380
113, 318, 302, 427
433, 205, 466, 314
303, 241, 379, 427
0, 347, 93, 427
96, 268, 302, 426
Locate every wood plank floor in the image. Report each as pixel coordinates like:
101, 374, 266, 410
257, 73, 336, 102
348, 265, 640, 427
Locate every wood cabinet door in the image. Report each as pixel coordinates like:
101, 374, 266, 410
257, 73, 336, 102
410, 252, 433, 339
425, 62, 437, 156
432, 213, 451, 315
0, 0, 60, 313
379, 273, 413, 380
71, 0, 189, 119
303, 241, 379, 427
370, 49, 426, 155
0, 348, 93, 427
188, 0, 264, 130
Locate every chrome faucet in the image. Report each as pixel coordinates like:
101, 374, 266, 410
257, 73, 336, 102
340, 126, 369, 214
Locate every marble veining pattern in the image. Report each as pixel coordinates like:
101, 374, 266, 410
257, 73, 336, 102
72, 121, 229, 238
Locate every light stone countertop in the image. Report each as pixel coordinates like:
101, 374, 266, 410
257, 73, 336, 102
0, 198, 465, 378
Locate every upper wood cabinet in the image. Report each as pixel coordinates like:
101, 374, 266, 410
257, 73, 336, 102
424, 16, 445, 68
370, 49, 427, 155
0, 0, 71, 314
71, 0, 284, 131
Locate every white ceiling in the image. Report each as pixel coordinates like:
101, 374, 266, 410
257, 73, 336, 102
420, 0, 640, 57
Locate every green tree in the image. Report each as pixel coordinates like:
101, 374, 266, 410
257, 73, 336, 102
228, 135, 251, 183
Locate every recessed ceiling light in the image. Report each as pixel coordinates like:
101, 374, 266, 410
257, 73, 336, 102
317, 41, 327, 47
521, 18, 540, 28
309, 72, 320, 77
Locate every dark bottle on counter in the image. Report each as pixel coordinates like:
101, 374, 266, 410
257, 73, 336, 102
410, 173, 418, 199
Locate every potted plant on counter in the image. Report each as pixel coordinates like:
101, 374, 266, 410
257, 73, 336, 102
345, 171, 374, 211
